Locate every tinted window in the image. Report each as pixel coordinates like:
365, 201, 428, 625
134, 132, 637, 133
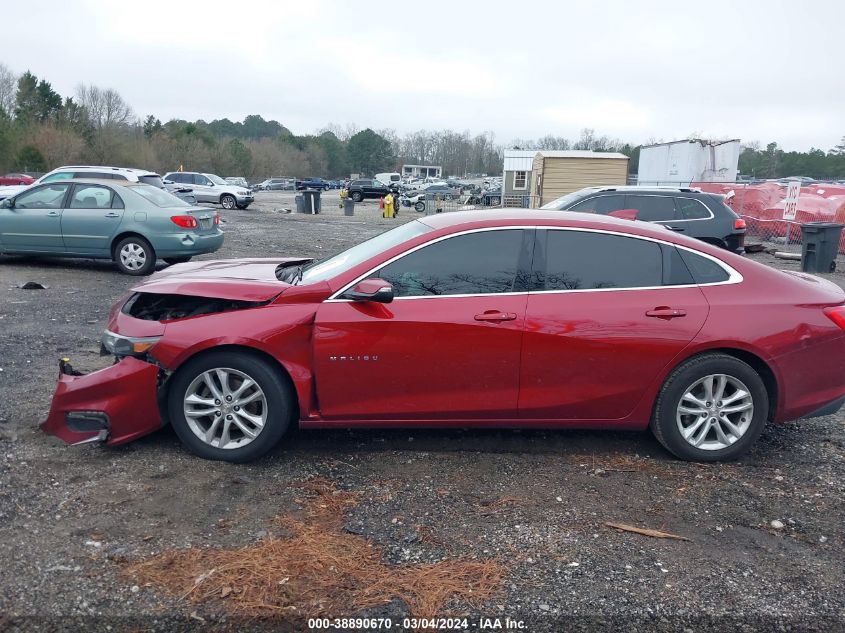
678, 249, 730, 284
14, 184, 70, 209
625, 195, 677, 221
374, 230, 526, 297
69, 184, 114, 209
569, 194, 626, 214
138, 175, 165, 189
193, 174, 210, 186
112, 193, 125, 209
540, 230, 662, 290
76, 172, 114, 179
676, 197, 710, 220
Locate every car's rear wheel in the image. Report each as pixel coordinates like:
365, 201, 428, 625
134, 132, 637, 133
168, 351, 293, 462
220, 194, 236, 210
114, 236, 156, 276
651, 353, 768, 461
351, 191, 363, 202
164, 256, 192, 265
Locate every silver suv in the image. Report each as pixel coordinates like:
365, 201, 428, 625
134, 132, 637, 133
164, 172, 253, 210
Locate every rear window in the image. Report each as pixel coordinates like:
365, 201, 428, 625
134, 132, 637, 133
138, 175, 165, 189
132, 184, 191, 207
678, 249, 731, 284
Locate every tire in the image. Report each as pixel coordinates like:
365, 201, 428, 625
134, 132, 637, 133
167, 350, 294, 462
351, 192, 363, 202
220, 194, 236, 210
414, 201, 425, 212
324, 184, 330, 191
113, 236, 156, 276
164, 256, 192, 265
650, 353, 768, 461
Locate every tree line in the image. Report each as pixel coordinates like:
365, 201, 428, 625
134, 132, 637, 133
1, 64, 843, 181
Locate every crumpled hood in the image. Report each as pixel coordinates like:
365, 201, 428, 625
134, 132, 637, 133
131, 257, 313, 302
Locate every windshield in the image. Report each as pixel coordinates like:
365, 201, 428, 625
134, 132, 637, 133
132, 184, 191, 207
540, 188, 599, 210
299, 220, 433, 284
207, 174, 227, 185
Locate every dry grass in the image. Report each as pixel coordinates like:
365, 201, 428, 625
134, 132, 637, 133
123, 478, 502, 622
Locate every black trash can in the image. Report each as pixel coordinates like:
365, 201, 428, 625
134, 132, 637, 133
344, 199, 354, 216
801, 222, 844, 273
301, 189, 321, 214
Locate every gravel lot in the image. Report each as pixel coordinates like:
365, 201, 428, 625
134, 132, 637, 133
1, 191, 844, 632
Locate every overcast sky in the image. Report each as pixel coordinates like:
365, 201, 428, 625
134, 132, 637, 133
4, 0, 842, 151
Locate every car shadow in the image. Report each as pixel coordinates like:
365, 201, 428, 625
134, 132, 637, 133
0, 254, 169, 274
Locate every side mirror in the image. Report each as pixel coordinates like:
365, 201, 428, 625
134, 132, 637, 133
609, 209, 640, 221
162, 179, 174, 185
347, 278, 394, 303
0, 198, 13, 209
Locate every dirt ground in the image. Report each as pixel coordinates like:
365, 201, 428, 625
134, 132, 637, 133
1, 191, 844, 632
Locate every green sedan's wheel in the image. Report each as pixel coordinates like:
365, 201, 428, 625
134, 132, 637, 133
114, 236, 156, 276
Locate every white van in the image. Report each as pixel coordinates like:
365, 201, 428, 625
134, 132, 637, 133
375, 172, 401, 187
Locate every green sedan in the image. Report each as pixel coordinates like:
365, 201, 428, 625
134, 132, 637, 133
0, 179, 224, 275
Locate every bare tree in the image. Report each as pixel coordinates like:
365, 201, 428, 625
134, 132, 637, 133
0, 63, 17, 118
76, 83, 134, 129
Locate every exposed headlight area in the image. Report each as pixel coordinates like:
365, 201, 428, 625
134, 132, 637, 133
101, 330, 161, 358
238, 190, 249, 196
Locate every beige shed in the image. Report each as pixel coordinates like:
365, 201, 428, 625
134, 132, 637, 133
529, 151, 629, 207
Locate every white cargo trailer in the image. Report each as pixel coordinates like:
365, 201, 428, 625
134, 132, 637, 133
637, 139, 740, 185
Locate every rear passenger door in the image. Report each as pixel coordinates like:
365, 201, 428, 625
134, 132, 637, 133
191, 174, 214, 203
61, 184, 125, 255
519, 229, 709, 421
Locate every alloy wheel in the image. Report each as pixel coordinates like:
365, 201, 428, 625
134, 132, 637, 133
676, 373, 754, 451
183, 367, 268, 450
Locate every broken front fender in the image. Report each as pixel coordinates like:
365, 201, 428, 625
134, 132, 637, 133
40, 357, 163, 446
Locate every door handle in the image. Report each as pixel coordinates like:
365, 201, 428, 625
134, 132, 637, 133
666, 225, 685, 232
104, 212, 120, 218
474, 311, 517, 322
646, 307, 687, 319
47, 211, 59, 217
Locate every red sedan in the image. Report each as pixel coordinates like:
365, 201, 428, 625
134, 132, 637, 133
0, 173, 34, 186
42, 210, 845, 462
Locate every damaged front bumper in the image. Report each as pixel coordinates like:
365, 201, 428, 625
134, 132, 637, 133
40, 357, 165, 447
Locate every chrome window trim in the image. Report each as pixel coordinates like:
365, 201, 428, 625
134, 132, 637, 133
324, 225, 742, 303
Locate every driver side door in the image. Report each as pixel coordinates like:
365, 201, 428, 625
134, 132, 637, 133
313, 228, 534, 421
191, 174, 215, 203
0, 183, 71, 253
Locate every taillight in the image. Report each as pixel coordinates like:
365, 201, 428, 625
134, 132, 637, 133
171, 215, 198, 229
824, 306, 845, 330
734, 218, 747, 230
213, 213, 220, 226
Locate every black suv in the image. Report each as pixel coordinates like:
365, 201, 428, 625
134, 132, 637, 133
344, 178, 397, 202
541, 186, 745, 252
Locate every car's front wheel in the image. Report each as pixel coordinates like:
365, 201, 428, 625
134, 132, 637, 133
324, 184, 330, 191
414, 201, 425, 212
220, 194, 236, 210
114, 236, 156, 276
168, 351, 293, 462
351, 191, 363, 202
651, 353, 768, 461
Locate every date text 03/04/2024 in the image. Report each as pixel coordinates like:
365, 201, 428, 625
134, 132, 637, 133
307, 617, 527, 629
